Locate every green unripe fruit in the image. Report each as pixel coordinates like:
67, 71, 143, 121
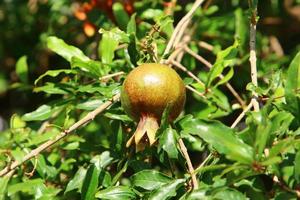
121, 63, 186, 150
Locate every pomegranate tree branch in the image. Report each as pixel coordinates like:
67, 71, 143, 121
230, 101, 253, 129
163, 0, 205, 57
0, 94, 120, 177
178, 138, 199, 189
184, 46, 246, 107
248, 1, 259, 112
171, 60, 205, 86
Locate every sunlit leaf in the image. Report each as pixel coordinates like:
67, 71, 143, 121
16, 56, 28, 84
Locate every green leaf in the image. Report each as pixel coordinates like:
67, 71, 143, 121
16, 56, 28, 84
179, 115, 254, 164
213, 188, 247, 200
65, 167, 87, 194
285, 51, 300, 124
148, 179, 185, 200
234, 8, 247, 51
127, 13, 136, 34
22, 104, 54, 121
159, 128, 179, 159
206, 40, 239, 88
34, 82, 71, 95
7, 179, 44, 196
131, 170, 173, 190
250, 110, 272, 160
47, 36, 89, 62
91, 151, 114, 169
81, 165, 100, 200
99, 28, 129, 64
71, 57, 110, 78
294, 150, 300, 183
112, 3, 130, 30
34, 69, 77, 85
76, 99, 103, 111
0, 177, 9, 200
95, 186, 136, 200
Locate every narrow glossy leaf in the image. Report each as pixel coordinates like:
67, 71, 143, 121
99, 28, 129, 64
95, 186, 136, 200
34, 154, 58, 179
206, 40, 239, 88
127, 13, 136, 34
7, 179, 44, 196
34, 69, 76, 85
16, 55, 28, 84
76, 99, 103, 111
112, 3, 130, 30
159, 128, 179, 159
213, 189, 247, 200
34, 82, 71, 95
47, 36, 89, 62
65, 167, 87, 194
250, 110, 272, 159
234, 8, 247, 51
179, 115, 253, 164
81, 165, 100, 200
22, 104, 53, 121
285, 51, 300, 123
131, 170, 172, 190
0, 177, 9, 200
294, 150, 300, 183
71, 57, 110, 78
269, 137, 296, 157
148, 179, 185, 200
91, 151, 114, 169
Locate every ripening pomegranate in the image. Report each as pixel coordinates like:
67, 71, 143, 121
121, 63, 186, 151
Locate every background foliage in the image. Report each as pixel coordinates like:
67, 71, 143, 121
1, 0, 300, 199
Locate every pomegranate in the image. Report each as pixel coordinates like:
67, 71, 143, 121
121, 63, 186, 150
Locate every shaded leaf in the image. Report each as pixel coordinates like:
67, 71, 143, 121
81, 165, 100, 200
65, 167, 87, 194
148, 179, 185, 200
99, 28, 129, 64
285, 51, 300, 124
179, 115, 253, 164
159, 128, 179, 159
95, 186, 136, 200
206, 40, 239, 88
112, 3, 130, 30
16, 56, 28, 84
34, 69, 77, 85
131, 170, 172, 190
22, 104, 54, 121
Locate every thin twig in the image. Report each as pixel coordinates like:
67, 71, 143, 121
25, 156, 38, 177
0, 94, 120, 177
248, 2, 260, 112
273, 176, 300, 198
178, 138, 199, 189
184, 46, 246, 107
171, 60, 205, 86
198, 41, 214, 51
163, 0, 205, 57
99, 71, 125, 82
230, 101, 253, 129
186, 85, 206, 99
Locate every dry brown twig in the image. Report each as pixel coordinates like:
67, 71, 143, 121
163, 0, 205, 57
178, 138, 199, 190
249, 3, 260, 112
